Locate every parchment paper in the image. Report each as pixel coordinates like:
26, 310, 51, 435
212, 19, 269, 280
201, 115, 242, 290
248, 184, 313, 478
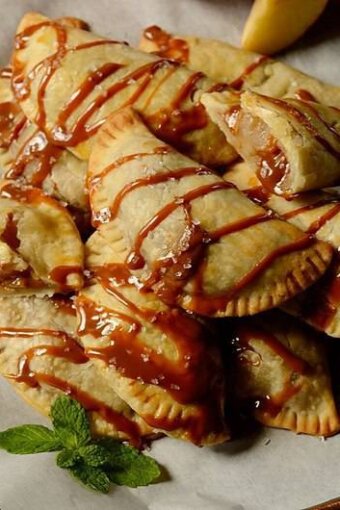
0, 1, 339, 509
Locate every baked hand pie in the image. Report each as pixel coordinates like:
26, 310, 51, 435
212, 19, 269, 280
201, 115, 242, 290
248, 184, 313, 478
139, 26, 340, 108
201, 90, 340, 196
0, 67, 88, 211
74, 224, 228, 446
10, 12, 236, 167
0, 295, 152, 444
0, 181, 84, 295
87, 106, 332, 317
224, 162, 340, 338
230, 312, 339, 436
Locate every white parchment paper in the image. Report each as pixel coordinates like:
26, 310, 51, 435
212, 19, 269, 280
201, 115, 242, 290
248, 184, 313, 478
0, 1, 339, 509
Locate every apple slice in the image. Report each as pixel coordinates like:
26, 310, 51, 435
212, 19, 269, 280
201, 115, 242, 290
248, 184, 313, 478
242, 0, 328, 54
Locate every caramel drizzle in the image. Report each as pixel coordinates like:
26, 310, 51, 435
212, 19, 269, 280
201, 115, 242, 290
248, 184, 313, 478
189, 234, 314, 315
0, 183, 83, 290
143, 26, 189, 64
262, 95, 340, 160
88, 146, 172, 190
78, 265, 226, 440
244, 185, 340, 237
91, 140, 317, 313
126, 181, 235, 271
1, 327, 87, 387
77, 289, 210, 404
232, 322, 308, 417
0, 326, 141, 445
295, 89, 317, 102
229, 56, 268, 90
4, 128, 63, 187
13, 21, 209, 150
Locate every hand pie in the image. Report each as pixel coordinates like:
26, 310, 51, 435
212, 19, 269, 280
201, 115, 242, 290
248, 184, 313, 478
0, 181, 84, 294
201, 90, 340, 196
87, 106, 332, 317
230, 312, 339, 436
10, 12, 236, 167
74, 225, 228, 446
139, 26, 340, 108
0, 67, 88, 211
224, 162, 340, 338
0, 295, 152, 443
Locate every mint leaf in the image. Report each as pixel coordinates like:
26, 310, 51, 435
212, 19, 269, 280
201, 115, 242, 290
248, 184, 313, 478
78, 444, 111, 467
57, 449, 80, 468
0, 425, 61, 454
98, 438, 161, 487
69, 464, 111, 493
51, 396, 90, 449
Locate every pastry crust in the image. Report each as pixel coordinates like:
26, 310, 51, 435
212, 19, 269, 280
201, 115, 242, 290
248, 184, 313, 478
0, 180, 84, 295
11, 12, 236, 167
87, 107, 332, 317
225, 162, 340, 338
231, 312, 340, 437
0, 295, 152, 443
0, 67, 88, 210
75, 225, 229, 446
201, 90, 340, 196
139, 26, 340, 108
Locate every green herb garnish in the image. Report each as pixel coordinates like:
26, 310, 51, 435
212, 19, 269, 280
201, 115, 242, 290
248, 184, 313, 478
0, 395, 161, 493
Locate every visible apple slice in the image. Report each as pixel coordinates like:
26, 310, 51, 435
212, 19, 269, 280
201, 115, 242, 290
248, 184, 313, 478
242, 0, 328, 54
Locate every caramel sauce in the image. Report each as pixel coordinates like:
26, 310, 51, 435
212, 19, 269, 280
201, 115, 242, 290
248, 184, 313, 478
0, 67, 12, 79
306, 204, 340, 234
229, 56, 268, 90
257, 142, 290, 193
109, 166, 211, 222
1, 327, 87, 388
232, 323, 308, 374
0, 213, 20, 250
0, 325, 142, 445
55, 62, 124, 136
263, 96, 340, 160
5, 128, 63, 187
189, 234, 315, 315
13, 21, 211, 153
77, 265, 226, 440
232, 321, 307, 417
76, 291, 211, 404
143, 26, 189, 64
300, 259, 340, 330
295, 89, 317, 102
52, 60, 171, 145
0, 102, 25, 149
38, 374, 142, 446
49, 265, 83, 291
147, 71, 208, 151
126, 181, 233, 272
88, 146, 172, 193
244, 185, 270, 205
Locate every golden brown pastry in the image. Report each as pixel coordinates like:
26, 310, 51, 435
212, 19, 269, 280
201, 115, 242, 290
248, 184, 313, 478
0, 295, 152, 444
139, 26, 340, 108
87, 106, 332, 317
231, 312, 339, 436
224, 162, 340, 338
74, 225, 228, 446
201, 90, 340, 196
10, 12, 236, 167
0, 67, 88, 210
0, 180, 84, 295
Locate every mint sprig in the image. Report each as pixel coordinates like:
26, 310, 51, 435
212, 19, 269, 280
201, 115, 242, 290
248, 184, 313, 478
0, 395, 161, 493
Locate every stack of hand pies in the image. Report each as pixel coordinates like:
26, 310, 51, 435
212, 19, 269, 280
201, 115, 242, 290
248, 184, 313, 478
0, 13, 339, 448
